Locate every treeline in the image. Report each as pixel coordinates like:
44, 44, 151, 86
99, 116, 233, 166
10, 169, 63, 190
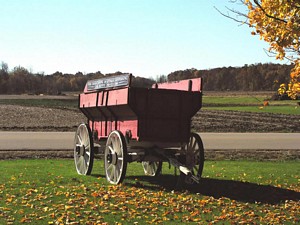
0, 62, 154, 95
0, 62, 292, 94
168, 63, 292, 91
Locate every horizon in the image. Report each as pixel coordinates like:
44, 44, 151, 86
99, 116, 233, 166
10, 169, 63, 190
1, 61, 290, 78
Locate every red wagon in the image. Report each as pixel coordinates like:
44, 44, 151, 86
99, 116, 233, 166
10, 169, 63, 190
74, 74, 204, 185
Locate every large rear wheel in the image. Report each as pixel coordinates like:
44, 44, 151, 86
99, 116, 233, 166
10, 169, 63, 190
104, 131, 127, 184
181, 133, 204, 184
74, 123, 94, 175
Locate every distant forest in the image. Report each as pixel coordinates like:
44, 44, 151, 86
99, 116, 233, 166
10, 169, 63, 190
0, 62, 292, 94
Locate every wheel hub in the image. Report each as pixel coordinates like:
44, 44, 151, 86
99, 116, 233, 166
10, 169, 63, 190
106, 151, 118, 165
76, 145, 86, 156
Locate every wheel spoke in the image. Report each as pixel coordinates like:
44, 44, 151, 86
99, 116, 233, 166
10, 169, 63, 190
194, 166, 199, 173
147, 163, 151, 173
118, 157, 123, 162
114, 165, 119, 182
83, 131, 89, 146
78, 157, 86, 174
106, 163, 113, 172
108, 145, 114, 153
117, 142, 122, 154
151, 162, 157, 173
192, 139, 197, 151
112, 136, 117, 151
108, 165, 114, 181
188, 137, 193, 149
76, 157, 82, 170
84, 153, 90, 165
77, 134, 82, 145
150, 165, 155, 175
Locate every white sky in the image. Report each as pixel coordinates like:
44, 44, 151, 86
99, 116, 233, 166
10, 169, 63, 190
0, 0, 287, 78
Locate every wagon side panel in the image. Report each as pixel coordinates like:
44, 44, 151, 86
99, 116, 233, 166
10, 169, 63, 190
129, 88, 201, 142
79, 88, 139, 140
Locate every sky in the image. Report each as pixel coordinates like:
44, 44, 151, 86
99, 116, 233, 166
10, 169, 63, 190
0, 0, 288, 78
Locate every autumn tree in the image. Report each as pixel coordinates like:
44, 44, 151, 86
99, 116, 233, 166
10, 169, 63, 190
223, 0, 300, 98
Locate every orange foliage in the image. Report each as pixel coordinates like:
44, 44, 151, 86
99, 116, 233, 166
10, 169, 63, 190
244, 0, 300, 98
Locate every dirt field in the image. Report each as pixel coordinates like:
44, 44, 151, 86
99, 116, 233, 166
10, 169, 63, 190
0, 104, 299, 133
192, 110, 300, 133
0, 105, 85, 131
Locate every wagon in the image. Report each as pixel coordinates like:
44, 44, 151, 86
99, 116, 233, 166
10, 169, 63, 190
74, 74, 204, 185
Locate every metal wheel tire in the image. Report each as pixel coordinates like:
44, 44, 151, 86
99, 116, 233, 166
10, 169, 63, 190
182, 132, 205, 184
74, 123, 94, 175
104, 130, 127, 184
142, 161, 162, 176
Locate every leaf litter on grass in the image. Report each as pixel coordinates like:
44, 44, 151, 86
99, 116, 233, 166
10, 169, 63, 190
0, 160, 299, 224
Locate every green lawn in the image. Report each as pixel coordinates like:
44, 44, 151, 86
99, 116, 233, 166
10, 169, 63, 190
204, 105, 300, 115
0, 99, 78, 109
203, 96, 300, 115
203, 96, 266, 105
0, 159, 299, 224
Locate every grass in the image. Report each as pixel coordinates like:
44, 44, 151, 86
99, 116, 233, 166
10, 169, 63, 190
203, 96, 266, 105
203, 96, 300, 115
0, 99, 78, 109
0, 159, 299, 224
204, 105, 300, 115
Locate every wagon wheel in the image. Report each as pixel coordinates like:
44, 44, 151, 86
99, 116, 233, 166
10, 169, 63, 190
104, 131, 127, 184
74, 123, 94, 175
180, 132, 204, 184
142, 161, 162, 176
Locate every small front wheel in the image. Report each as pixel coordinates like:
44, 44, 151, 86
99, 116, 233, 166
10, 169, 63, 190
142, 161, 162, 176
74, 123, 94, 175
104, 131, 127, 184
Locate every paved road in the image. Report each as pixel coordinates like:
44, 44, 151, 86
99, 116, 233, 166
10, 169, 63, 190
200, 133, 299, 150
0, 132, 75, 150
0, 132, 299, 150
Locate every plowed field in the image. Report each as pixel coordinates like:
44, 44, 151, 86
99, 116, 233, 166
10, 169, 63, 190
0, 104, 299, 133
192, 110, 300, 133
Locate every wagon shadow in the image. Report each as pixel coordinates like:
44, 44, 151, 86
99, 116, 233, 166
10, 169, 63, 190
125, 175, 300, 205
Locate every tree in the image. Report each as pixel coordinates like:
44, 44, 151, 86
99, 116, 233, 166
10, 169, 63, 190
0, 62, 9, 93
221, 0, 300, 98
8, 66, 31, 94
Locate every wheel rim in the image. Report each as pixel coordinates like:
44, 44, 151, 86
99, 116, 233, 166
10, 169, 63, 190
74, 123, 94, 175
182, 133, 204, 184
142, 161, 162, 176
104, 131, 127, 184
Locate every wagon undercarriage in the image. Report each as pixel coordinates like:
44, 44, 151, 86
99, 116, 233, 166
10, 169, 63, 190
74, 74, 204, 186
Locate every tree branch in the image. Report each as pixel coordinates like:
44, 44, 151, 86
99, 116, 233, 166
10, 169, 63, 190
253, 0, 287, 23
214, 6, 250, 25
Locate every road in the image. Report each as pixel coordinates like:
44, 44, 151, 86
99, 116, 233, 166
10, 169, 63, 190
0, 132, 299, 150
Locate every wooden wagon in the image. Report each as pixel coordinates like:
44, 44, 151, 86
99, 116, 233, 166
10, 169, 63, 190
74, 74, 204, 185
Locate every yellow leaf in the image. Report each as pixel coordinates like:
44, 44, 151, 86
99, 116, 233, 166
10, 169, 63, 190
65, 205, 73, 210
